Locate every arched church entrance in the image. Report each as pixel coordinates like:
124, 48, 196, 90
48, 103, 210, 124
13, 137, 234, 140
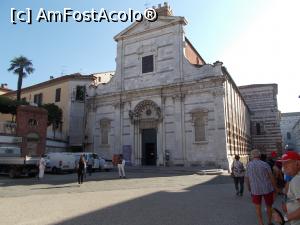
129, 100, 162, 166
142, 128, 157, 165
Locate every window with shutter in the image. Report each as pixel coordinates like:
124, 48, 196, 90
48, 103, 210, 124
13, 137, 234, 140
191, 109, 208, 143
254, 122, 264, 135
55, 88, 61, 102
142, 55, 154, 73
195, 117, 206, 142
256, 123, 261, 135
100, 119, 110, 145
75, 86, 85, 101
33, 93, 43, 106
287, 132, 291, 140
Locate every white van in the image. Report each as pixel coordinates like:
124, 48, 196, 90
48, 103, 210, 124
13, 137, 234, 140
74, 152, 113, 171
44, 152, 76, 173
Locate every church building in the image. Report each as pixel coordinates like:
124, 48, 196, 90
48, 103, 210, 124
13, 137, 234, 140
85, 3, 277, 169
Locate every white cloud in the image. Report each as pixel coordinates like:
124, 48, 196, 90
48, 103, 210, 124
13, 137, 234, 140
221, 0, 300, 112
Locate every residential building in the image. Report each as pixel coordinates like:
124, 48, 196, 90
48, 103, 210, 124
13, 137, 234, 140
91, 71, 115, 86
2, 73, 96, 152
0, 83, 11, 95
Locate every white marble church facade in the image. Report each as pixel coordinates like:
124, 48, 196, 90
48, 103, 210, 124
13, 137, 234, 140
85, 4, 251, 169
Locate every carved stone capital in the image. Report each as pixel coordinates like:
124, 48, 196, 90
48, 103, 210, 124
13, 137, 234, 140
172, 93, 185, 102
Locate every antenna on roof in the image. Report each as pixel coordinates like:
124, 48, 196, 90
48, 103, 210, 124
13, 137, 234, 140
61, 65, 66, 76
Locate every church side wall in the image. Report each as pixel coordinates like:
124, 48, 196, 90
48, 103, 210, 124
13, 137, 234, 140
224, 80, 251, 168
184, 92, 228, 168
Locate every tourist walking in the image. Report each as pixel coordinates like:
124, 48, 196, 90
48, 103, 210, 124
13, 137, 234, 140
273, 151, 300, 225
245, 149, 279, 225
118, 154, 126, 178
77, 155, 85, 184
38, 156, 46, 179
87, 156, 93, 176
231, 155, 245, 196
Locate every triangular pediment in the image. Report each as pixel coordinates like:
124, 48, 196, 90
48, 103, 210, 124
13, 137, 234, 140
114, 16, 187, 41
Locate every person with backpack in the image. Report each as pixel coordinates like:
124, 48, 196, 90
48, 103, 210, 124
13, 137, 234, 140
231, 155, 245, 196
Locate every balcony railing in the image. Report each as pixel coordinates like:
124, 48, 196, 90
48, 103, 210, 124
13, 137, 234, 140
0, 121, 17, 135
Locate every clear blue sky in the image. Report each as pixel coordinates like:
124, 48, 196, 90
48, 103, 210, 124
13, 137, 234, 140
1, 0, 299, 112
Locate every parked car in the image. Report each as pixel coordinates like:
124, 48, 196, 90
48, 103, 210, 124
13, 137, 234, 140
74, 152, 113, 171
101, 158, 113, 171
44, 152, 76, 174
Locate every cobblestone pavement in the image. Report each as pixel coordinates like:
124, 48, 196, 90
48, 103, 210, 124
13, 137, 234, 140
0, 169, 280, 225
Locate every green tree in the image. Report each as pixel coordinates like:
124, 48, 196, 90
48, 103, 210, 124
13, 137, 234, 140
8, 56, 34, 101
41, 103, 62, 139
0, 96, 28, 121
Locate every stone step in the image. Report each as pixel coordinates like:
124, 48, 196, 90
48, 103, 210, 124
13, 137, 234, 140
124, 166, 226, 175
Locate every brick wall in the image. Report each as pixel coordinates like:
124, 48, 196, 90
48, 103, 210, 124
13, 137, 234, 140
184, 41, 205, 65
16, 105, 48, 157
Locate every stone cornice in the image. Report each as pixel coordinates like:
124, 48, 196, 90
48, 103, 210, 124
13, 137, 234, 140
92, 76, 224, 102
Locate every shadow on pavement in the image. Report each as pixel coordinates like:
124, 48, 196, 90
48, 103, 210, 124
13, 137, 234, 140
50, 175, 257, 225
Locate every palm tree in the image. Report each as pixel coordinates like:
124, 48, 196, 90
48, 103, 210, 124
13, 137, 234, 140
8, 56, 34, 101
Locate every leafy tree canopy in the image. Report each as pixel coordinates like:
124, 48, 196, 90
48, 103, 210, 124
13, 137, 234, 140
0, 96, 28, 114
41, 103, 62, 127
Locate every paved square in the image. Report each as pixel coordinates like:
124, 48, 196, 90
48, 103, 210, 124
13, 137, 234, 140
0, 170, 277, 225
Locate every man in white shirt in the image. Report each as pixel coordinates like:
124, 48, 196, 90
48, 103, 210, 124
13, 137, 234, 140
117, 154, 126, 178
38, 156, 46, 179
